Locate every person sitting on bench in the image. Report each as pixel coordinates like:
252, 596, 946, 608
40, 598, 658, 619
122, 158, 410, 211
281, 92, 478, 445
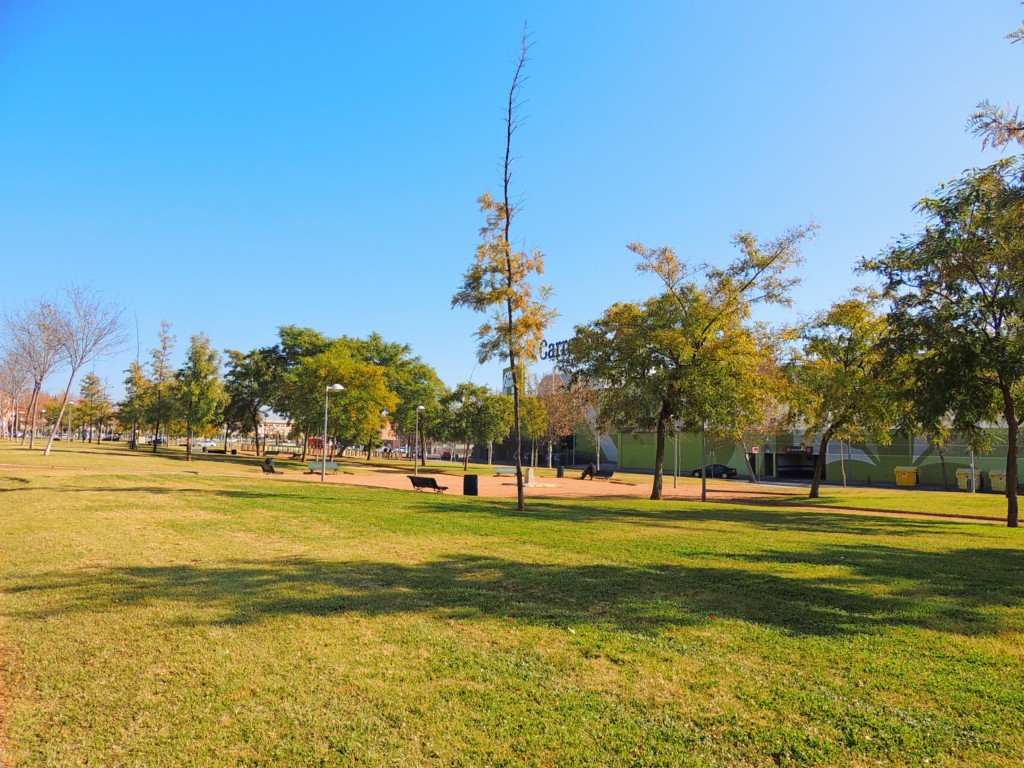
580, 463, 596, 480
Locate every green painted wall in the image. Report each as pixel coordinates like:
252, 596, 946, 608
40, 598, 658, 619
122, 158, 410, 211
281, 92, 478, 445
606, 428, 1022, 489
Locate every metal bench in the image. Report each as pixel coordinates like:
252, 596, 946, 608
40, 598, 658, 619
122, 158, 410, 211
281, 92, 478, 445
306, 460, 339, 474
494, 466, 517, 476
261, 459, 282, 475
594, 469, 614, 480
408, 476, 448, 493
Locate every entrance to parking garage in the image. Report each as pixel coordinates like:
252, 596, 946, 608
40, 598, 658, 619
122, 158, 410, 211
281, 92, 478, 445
773, 446, 818, 480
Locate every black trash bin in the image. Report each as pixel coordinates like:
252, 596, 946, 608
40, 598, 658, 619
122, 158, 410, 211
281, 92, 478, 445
463, 474, 479, 496
231, 449, 237, 455
556, 466, 565, 478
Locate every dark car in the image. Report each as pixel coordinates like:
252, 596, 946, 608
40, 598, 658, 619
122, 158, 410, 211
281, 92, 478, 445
691, 463, 737, 478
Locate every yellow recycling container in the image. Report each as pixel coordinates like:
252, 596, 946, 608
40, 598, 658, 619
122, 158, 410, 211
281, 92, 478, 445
989, 470, 1007, 493
895, 467, 918, 487
956, 469, 983, 491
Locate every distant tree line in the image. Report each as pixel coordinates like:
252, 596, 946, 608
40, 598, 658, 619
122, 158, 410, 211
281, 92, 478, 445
0, 314, 583, 469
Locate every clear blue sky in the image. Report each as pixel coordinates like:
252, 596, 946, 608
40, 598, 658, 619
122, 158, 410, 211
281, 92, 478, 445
2, 1, 1021, 397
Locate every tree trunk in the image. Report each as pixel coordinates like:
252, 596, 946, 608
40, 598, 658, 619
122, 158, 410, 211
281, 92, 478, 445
153, 419, 161, 452
185, 426, 193, 461
938, 444, 948, 490
839, 439, 847, 488
700, 423, 707, 502
463, 442, 470, 470
25, 383, 40, 448
739, 438, 757, 483
809, 427, 835, 499
650, 409, 668, 501
42, 372, 79, 456
1001, 387, 1019, 527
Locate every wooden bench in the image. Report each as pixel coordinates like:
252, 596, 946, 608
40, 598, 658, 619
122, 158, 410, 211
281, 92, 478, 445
494, 466, 517, 476
306, 460, 339, 474
408, 476, 448, 493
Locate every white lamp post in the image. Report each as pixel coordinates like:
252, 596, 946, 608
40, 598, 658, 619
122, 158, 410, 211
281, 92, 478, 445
414, 405, 426, 475
323, 384, 344, 482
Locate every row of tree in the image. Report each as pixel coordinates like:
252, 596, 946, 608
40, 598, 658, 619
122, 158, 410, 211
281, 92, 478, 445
84, 323, 581, 465
456, 20, 1024, 527
0, 287, 126, 456
1, 313, 588, 466
553, 150, 1024, 531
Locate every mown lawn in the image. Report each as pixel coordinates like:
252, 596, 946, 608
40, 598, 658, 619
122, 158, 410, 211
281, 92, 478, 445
0, 446, 1022, 766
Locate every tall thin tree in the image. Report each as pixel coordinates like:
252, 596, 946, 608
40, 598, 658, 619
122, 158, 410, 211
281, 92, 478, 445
452, 27, 556, 511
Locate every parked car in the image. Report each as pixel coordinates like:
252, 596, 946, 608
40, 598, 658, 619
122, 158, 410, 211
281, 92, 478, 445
691, 463, 737, 478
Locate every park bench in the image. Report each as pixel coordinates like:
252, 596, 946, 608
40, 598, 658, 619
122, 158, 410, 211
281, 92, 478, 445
494, 467, 517, 476
594, 469, 614, 480
261, 460, 282, 475
306, 460, 339, 474
408, 476, 448, 493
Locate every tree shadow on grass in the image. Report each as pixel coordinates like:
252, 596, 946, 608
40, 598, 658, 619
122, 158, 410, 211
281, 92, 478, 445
5, 545, 1020, 638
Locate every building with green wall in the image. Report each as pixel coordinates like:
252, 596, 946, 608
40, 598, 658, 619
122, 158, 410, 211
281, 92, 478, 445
595, 427, 1022, 489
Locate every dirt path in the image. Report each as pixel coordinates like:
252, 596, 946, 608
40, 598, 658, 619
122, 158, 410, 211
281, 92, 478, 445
276, 467, 1000, 525
2, 459, 998, 525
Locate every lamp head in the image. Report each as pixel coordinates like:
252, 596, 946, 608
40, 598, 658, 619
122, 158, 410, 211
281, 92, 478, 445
327, 383, 344, 393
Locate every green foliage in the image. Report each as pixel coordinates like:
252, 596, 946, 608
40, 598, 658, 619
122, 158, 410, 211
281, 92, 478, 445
791, 297, 900, 498
438, 384, 515, 466
349, 333, 446, 445
863, 157, 1024, 525
277, 339, 398, 451
175, 333, 225, 460
144, 321, 178, 447
118, 361, 150, 442
75, 372, 114, 441
224, 347, 281, 454
518, 395, 547, 442
565, 226, 814, 499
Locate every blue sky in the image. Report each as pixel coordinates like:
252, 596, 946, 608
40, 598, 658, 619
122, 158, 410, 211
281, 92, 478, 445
2, 1, 1021, 397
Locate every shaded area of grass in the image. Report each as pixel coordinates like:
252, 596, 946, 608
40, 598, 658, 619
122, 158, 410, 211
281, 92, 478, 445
1, 465, 1023, 766
7, 543, 1023, 639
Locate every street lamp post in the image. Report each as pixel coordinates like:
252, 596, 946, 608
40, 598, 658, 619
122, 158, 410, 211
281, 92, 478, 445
414, 405, 426, 475
323, 384, 344, 483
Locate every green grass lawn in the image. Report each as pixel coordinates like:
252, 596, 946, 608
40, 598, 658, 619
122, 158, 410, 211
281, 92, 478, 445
1, 443, 1023, 766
